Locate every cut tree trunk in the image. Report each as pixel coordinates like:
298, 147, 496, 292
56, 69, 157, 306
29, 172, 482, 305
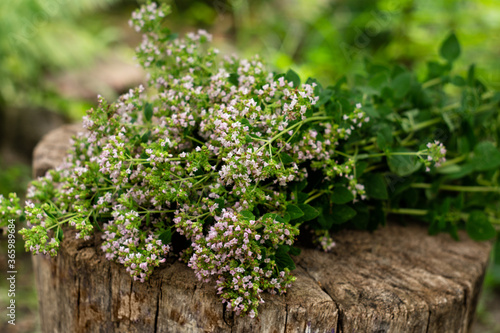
32, 125, 492, 333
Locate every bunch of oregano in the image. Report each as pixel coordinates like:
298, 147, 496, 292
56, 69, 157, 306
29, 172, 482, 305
1, 2, 499, 318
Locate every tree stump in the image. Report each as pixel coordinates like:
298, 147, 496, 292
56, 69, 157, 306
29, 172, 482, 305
32, 125, 492, 333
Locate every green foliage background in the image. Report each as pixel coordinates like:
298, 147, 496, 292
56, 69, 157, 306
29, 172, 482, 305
169, 0, 500, 89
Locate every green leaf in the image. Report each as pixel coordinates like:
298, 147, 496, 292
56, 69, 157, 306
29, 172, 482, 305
357, 85, 379, 96
376, 123, 393, 150
440, 32, 461, 63
280, 153, 294, 164
466, 211, 496, 241
141, 130, 151, 143
442, 112, 455, 131
214, 198, 225, 214
295, 204, 320, 223
391, 72, 412, 99
291, 180, 308, 203
285, 69, 301, 88
159, 229, 173, 245
368, 72, 390, 93
355, 161, 368, 176
56, 228, 63, 242
228, 73, 239, 86
332, 204, 357, 224
436, 164, 461, 174
306, 77, 323, 94
283, 213, 291, 222
240, 210, 255, 221
451, 75, 466, 87
144, 103, 153, 121
318, 205, 357, 229
286, 204, 304, 220
426, 61, 449, 79
288, 246, 301, 256
275, 245, 296, 271
262, 213, 286, 223
471, 141, 500, 171
240, 118, 251, 128
467, 64, 476, 86
165, 32, 178, 41
317, 89, 333, 106
363, 173, 389, 200
292, 180, 307, 192
293, 192, 306, 203
43, 208, 56, 220
318, 203, 357, 229
388, 149, 422, 177
331, 185, 354, 204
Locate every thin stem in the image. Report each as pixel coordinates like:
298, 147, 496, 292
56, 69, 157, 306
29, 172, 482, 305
192, 174, 214, 188
277, 122, 302, 155
128, 157, 183, 163
47, 213, 82, 230
47, 200, 63, 214
362, 164, 384, 174
139, 210, 176, 214
410, 183, 500, 193
304, 191, 324, 204
356, 151, 422, 160
98, 185, 131, 191
422, 77, 442, 89
186, 136, 204, 145
388, 208, 500, 225
334, 150, 354, 159
256, 116, 333, 153
437, 155, 467, 167
387, 208, 428, 216
169, 173, 216, 183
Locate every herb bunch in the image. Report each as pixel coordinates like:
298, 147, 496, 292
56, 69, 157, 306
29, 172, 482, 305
1, 2, 499, 318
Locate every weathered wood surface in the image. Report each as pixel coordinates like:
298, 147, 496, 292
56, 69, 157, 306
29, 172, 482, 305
32, 125, 492, 333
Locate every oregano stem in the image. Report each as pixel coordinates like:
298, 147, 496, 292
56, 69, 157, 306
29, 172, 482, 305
410, 183, 500, 193
437, 154, 467, 167
356, 151, 423, 160
386, 208, 428, 216
256, 116, 333, 153
421, 77, 442, 89
387, 208, 500, 225
304, 191, 325, 204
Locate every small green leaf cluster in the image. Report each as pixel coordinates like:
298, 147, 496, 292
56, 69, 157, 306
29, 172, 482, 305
0, 193, 22, 224
2, 4, 499, 318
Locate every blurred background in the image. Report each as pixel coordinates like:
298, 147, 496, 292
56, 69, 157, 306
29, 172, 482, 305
0, 0, 499, 331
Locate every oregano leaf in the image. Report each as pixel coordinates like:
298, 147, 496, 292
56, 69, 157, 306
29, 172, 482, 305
331, 185, 354, 204
144, 103, 153, 121
466, 211, 495, 241
159, 229, 173, 245
285, 69, 301, 88
440, 32, 461, 63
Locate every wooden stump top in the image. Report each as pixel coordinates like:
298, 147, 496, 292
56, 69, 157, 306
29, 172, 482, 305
32, 125, 492, 333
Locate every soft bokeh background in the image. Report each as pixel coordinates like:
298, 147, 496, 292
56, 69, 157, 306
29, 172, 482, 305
1, 0, 499, 331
